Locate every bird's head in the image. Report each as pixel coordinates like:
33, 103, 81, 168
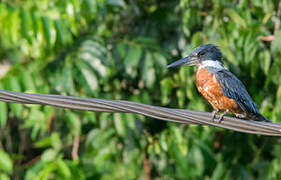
167, 44, 223, 68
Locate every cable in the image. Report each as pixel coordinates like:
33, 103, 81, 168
0, 90, 280, 136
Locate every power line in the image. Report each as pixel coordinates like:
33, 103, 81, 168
0, 90, 280, 136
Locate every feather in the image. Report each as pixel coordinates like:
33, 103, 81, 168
214, 69, 259, 114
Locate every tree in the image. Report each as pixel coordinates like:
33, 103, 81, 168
0, 0, 281, 179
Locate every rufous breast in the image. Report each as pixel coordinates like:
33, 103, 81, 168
196, 67, 243, 114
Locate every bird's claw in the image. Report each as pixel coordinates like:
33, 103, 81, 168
212, 110, 229, 123
211, 110, 219, 122
217, 114, 224, 123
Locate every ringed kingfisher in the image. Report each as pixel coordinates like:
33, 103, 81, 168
167, 44, 271, 122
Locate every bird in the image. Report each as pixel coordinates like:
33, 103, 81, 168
167, 44, 271, 123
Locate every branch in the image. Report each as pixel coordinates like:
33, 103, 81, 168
72, 135, 79, 161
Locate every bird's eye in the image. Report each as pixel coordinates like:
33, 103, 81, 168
198, 52, 205, 56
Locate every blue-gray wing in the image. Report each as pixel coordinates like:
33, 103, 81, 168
214, 69, 258, 114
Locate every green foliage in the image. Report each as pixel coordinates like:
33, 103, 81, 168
0, 0, 281, 179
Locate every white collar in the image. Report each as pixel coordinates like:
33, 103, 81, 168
199, 60, 224, 69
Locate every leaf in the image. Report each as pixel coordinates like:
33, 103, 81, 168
124, 113, 136, 129
0, 173, 10, 180
38, 161, 57, 179
76, 61, 99, 93
35, 136, 52, 148
218, 40, 238, 65
153, 53, 167, 76
154, 142, 161, 155
191, 32, 204, 46
8, 8, 19, 44
67, 112, 81, 136
41, 16, 51, 46
36, 133, 61, 150
141, 52, 155, 88
0, 150, 13, 174
80, 40, 108, 79
192, 147, 204, 175
225, 8, 247, 28
160, 78, 173, 105
176, 89, 185, 108
20, 8, 31, 43
211, 163, 225, 180
107, 0, 126, 7
153, 52, 167, 68
57, 159, 71, 178
31, 11, 38, 38
24, 108, 46, 139
54, 19, 66, 45
160, 132, 168, 151
124, 46, 142, 78
20, 71, 36, 92
172, 127, 183, 144
0, 101, 7, 128
259, 50, 271, 75
84, 0, 94, 13
262, 12, 271, 24
41, 149, 58, 162
271, 30, 281, 53
113, 113, 125, 137
50, 133, 62, 150
62, 64, 75, 94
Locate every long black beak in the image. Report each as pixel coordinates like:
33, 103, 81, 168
167, 56, 193, 68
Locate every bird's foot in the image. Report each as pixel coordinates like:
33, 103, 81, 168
216, 110, 229, 123
235, 114, 246, 119
217, 114, 225, 123
212, 110, 229, 123
211, 110, 219, 122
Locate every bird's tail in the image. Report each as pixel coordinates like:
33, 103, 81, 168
253, 112, 271, 122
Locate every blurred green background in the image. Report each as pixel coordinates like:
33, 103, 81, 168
0, 0, 281, 179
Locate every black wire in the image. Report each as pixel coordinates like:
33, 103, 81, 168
0, 90, 280, 136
